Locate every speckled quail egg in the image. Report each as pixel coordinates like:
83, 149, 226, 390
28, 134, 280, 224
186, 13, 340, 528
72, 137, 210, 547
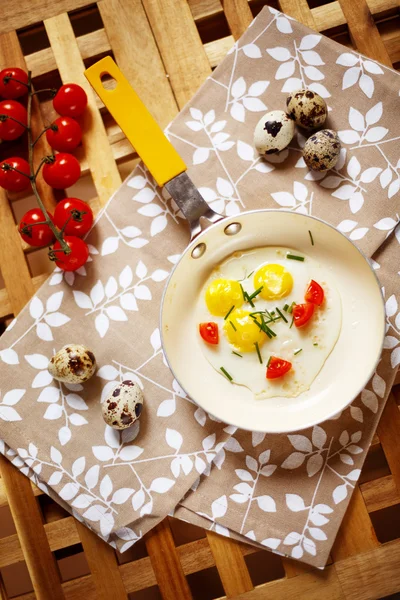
254, 110, 295, 155
48, 344, 96, 383
286, 89, 327, 131
102, 380, 144, 430
303, 129, 341, 171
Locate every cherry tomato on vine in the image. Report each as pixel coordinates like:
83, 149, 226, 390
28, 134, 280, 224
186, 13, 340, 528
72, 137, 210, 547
0, 157, 30, 192
42, 153, 81, 189
292, 303, 315, 328
0, 68, 28, 99
54, 198, 93, 237
304, 279, 324, 306
19, 208, 55, 247
266, 356, 292, 380
53, 84, 87, 118
199, 322, 219, 345
52, 236, 89, 271
46, 116, 82, 152
0, 100, 27, 140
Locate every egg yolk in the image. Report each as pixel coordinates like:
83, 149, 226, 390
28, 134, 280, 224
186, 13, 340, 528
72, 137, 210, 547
223, 309, 266, 352
205, 278, 244, 317
254, 264, 293, 300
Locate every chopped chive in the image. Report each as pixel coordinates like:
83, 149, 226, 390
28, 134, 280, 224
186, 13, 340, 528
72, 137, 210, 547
288, 302, 296, 314
254, 342, 262, 364
289, 316, 294, 329
245, 292, 255, 308
224, 305, 235, 320
232, 351, 242, 357
248, 286, 263, 301
287, 253, 305, 262
270, 310, 276, 316
267, 356, 272, 368
247, 271, 254, 279
309, 230, 314, 246
276, 307, 287, 323
229, 320, 237, 332
265, 324, 276, 338
313, 343, 318, 346
220, 367, 233, 382
294, 348, 302, 355
283, 303, 289, 312
239, 283, 246, 301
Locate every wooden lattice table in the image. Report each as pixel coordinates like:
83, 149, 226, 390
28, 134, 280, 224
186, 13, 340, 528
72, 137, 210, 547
0, 1, 400, 599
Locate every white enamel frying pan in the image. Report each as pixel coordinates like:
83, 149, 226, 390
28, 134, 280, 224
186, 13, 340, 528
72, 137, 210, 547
85, 57, 385, 433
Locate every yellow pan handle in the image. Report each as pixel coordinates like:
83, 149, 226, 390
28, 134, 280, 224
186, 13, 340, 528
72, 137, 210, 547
84, 56, 186, 187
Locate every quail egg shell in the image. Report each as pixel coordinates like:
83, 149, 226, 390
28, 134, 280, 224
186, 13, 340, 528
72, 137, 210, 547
254, 110, 295, 155
286, 89, 327, 131
303, 129, 341, 171
102, 380, 144, 430
48, 344, 96, 383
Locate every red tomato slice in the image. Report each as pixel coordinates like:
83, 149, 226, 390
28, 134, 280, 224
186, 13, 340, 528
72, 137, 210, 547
199, 322, 219, 345
266, 356, 292, 379
293, 302, 315, 328
305, 279, 324, 306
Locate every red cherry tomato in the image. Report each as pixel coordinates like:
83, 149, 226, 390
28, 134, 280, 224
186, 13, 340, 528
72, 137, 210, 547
54, 198, 93, 237
19, 209, 55, 247
52, 236, 89, 271
293, 303, 315, 328
0, 100, 27, 140
0, 157, 30, 192
42, 153, 81, 189
46, 116, 82, 152
266, 356, 292, 379
305, 279, 324, 306
53, 84, 88, 118
199, 322, 219, 345
0, 68, 28, 99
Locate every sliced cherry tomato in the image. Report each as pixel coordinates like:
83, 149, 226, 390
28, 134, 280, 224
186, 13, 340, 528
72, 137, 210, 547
46, 116, 82, 152
52, 236, 89, 271
42, 153, 81, 189
0, 68, 28, 99
54, 198, 93, 237
19, 209, 55, 247
53, 84, 88, 118
293, 302, 315, 328
199, 322, 219, 345
266, 356, 292, 379
0, 100, 27, 140
0, 157, 30, 192
305, 279, 324, 306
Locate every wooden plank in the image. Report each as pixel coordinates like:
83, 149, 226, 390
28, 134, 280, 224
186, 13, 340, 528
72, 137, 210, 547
75, 522, 128, 599
377, 393, 400, 496
234, 565, 344, 599
0, 477, 42, 508
98, 0, 178, 129
0, 0, 90, 34
360, 474, 400, 512
206, 531, 253, 597
145, 520, 192, 600
0, 274, 48, 320
221, 0, 253, 40
141, 0, 211, 108
331, 487, 379, 562
335, 540, 400, 600
337, 0, 393, 66
44, 13, 122, 206
278, 0, 317, 30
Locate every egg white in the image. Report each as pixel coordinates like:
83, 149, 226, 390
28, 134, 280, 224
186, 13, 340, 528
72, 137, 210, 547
196, 247, 342, 399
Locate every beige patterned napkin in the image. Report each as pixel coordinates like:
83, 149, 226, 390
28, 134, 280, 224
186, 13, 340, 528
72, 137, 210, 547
0, 6, 399, 567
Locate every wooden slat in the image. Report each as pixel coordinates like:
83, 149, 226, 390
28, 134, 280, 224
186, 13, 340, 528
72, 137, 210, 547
335, 539, 400, 600
44, 13, 122, 206
360, 474, 400, 512
278, 0, 317, 30
337, 0, 393, 66
98, 0, 178, 129
141, 0, 212, 108
0, 476, 43, 508
145, 520, 192, 600
221, 0, 253, 40
377, 393, 400, 495
206, 531, 253, 597
0, 0, 91, 34
331, 487, 379, 562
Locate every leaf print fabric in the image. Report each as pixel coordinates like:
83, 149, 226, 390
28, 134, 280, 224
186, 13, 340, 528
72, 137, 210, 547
0, 6, 399, 569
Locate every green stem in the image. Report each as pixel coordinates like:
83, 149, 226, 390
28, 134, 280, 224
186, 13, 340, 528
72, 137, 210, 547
26, 71, 70, 255
3, 76, 29, 88
34, 156, 48, 179
31, 88, 57, 97
32, 126, 51, 147
0, 114, 29, 130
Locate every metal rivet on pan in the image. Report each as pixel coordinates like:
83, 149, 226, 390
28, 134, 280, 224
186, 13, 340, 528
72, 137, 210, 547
191, 243, 206, 259
224, 222, 242, 236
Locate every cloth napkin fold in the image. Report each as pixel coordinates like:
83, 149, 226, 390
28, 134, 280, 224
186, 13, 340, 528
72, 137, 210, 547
0, 5, 399, 567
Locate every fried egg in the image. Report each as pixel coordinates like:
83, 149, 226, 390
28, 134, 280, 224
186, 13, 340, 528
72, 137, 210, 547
196, 247, 342, 399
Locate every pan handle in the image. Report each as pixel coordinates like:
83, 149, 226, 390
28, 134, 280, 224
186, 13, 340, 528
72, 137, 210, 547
84, 57, 223, 239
